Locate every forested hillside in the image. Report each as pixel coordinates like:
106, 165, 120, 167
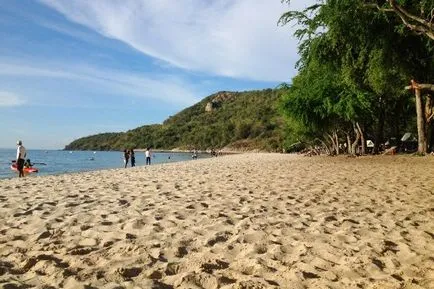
65, 89, 285, 151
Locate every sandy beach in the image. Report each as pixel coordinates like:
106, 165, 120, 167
0, 153, 433, 289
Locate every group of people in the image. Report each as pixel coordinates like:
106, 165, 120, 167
123, 148, 151, 168
123, 149, 135, 168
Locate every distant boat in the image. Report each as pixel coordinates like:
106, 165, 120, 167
93, 151, 96, 154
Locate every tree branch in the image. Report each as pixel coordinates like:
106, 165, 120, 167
365, 0, 434, 40
405, 80, 434, 92
363, 3, 394, 12
389, 0, 433, 30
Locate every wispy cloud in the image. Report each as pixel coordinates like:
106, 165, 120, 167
38, 0, 303, 82
0, 58, 200, 106
0, 91, 26, 107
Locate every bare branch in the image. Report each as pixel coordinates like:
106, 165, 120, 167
364, 3, 394, 12
365, 0, 434, 40
388, 0, 432, 29
405, 80, 434, 92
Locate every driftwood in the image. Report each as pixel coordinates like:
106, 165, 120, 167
382, 146, 397, 155
300, 148, 321, 157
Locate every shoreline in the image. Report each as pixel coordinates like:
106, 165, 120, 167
0, 150, 222, 181
0, 153, 433, 288
64, 148, 243, 155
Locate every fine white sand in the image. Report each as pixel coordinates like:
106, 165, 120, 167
0, 153, 433, 289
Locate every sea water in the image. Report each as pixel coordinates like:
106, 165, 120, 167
0, 149, 207, 179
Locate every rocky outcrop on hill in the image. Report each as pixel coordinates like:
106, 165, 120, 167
205, 91, 237, 112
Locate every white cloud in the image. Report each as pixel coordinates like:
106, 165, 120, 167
0, 59, 200, 106
38, 0, 306, 82
0, 91, 26, 107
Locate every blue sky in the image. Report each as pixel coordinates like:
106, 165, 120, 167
0, 0, 305, 149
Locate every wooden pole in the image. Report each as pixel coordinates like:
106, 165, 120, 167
406, 80, 433, 154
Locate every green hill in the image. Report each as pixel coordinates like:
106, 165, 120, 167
65, 89, 285, 151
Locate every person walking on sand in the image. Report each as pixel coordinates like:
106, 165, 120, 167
16, 140, 26, 178
130, 149, 136, 167
123, 149, 129, 168
145, 147, 151, 165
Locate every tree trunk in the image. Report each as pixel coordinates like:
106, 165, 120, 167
326, 132, 339, 156
356, 122, 366, 155
425, 95, 433, 151
415, 88, 427, 153
373, 98, 385, 154
429, 123, 434, 153
346, 133, 352, 154
351, 123, 361, 155
326, 133, 335, 156
333, 130, 339, 155
319, 137, 331, 155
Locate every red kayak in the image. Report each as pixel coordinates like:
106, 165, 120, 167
11, 164, 39, 173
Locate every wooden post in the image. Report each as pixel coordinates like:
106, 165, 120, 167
415, 87, 427, 153
405, 80, 434, 154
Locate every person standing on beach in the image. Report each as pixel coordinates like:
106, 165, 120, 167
145, 148, 151, 165
130, 149, 136, 167
123, 149, 129, 168
16, 140, 26, 178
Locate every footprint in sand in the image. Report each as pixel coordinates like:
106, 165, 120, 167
207, 231, 232, 247
165, 262, 181, 276
116, 266, 142, 279
175, 246, 188, 258
201, 259, 230, 273
69, 246, 97, 255
174, 272, 218, 289
118, 199, 130, 206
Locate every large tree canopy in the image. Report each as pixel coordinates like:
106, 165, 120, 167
279, 0, 433, 154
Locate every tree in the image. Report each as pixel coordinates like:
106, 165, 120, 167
279, 0, 433, 154
364, 0, 434, 153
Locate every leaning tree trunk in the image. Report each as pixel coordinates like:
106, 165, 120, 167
318, 137, 331, 155
356, 122, 365, 155
325, 131, 340, 156
351, 123, 361, 155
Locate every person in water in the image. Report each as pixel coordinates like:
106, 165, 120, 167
130, 149, 136, 167
123, 149, 129, 168
145, 148, 151, 165
16, 140, 26, 178
192, 149, 198, 160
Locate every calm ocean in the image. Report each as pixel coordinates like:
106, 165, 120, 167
0, 149, 207, 179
